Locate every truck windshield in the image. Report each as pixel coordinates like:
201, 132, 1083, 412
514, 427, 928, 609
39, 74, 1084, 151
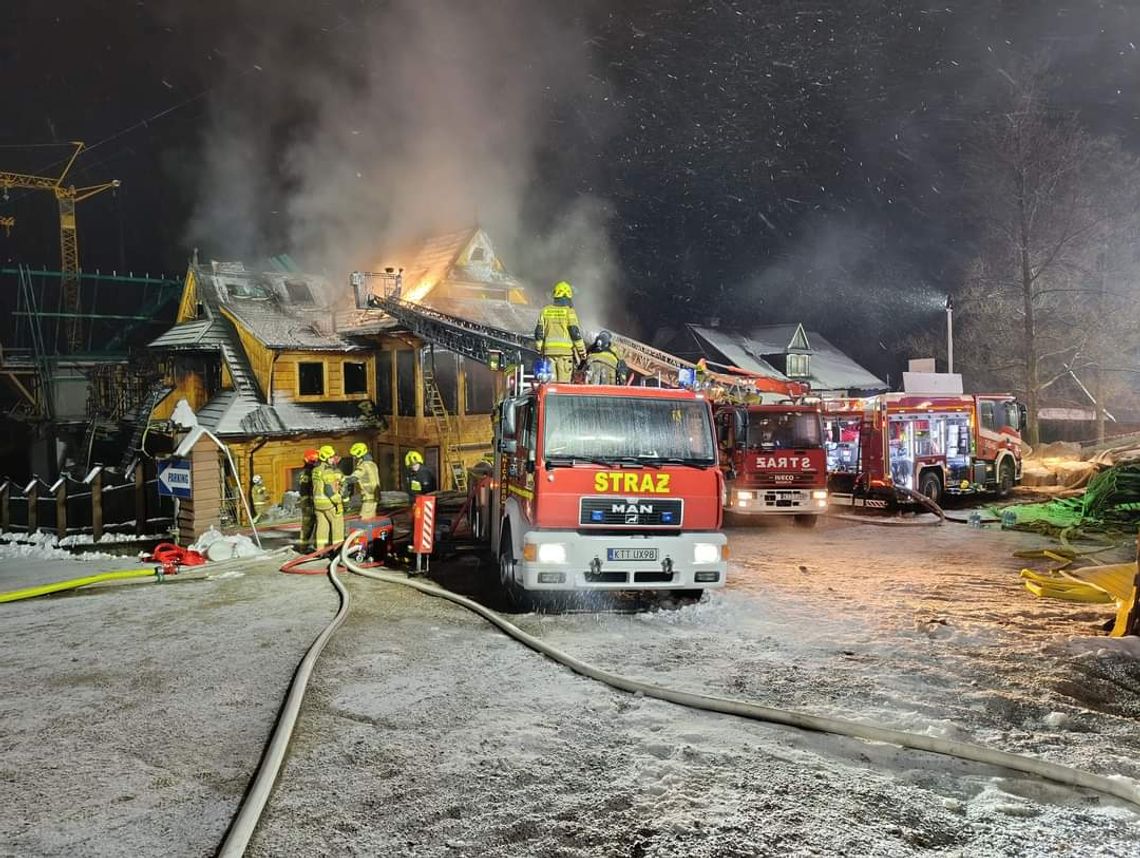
543, 394, 716, 463
747, 412, 822, 449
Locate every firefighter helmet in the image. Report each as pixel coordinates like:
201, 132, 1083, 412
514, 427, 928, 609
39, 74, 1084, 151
594, 330, 612, 350
350, 442, 368, 458
303, 448, 320, 464
405, 450, 424, 467
252, 474, 263, 484
552, 281, 573, 300
318, 445, 337, 462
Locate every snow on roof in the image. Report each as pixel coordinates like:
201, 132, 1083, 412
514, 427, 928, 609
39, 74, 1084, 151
687, 327, 787, 378
199, 266, 365, 351
148, 318, 227, 350
689, 324, 886, 393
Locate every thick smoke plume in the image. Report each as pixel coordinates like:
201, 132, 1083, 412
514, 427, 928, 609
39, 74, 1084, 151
184, 0, 615, 313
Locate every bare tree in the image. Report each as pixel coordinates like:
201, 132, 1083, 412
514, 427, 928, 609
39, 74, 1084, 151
953, 60, 1140, 445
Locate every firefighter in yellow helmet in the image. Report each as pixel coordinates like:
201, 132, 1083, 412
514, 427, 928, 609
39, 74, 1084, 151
579, 330, 629, 385
312, 445, 345, 549
534, 281, 585, 382
348, 442, 380, 520
404, 449, 437, 497
250, 474, 270, 523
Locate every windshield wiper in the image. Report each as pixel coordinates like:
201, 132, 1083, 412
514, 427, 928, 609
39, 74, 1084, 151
640, 456, 713, 470
545, 456, 626, 469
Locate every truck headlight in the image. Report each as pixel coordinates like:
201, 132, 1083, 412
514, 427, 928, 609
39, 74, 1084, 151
693, 543, 721, 564
537, 543, 567, 564
736, 491, 753, 501
812, 490, 828, 500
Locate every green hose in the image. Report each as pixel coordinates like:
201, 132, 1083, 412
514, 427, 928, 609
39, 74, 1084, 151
0, 569, 157, 603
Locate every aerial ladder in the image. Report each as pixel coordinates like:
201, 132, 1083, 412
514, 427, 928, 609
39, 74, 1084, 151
349, 271, 805, 484
1, 142, 121, 353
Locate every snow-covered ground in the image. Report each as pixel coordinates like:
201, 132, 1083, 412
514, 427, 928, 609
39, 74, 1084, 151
1, 519, 1138, 856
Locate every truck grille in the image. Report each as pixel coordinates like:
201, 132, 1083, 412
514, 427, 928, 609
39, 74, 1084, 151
579, 497, 684, 527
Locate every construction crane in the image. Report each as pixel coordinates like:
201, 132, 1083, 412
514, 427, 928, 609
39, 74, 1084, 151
0, 142, 120, 352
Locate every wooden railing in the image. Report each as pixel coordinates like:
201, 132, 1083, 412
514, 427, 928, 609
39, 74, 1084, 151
0, 462, 174, 542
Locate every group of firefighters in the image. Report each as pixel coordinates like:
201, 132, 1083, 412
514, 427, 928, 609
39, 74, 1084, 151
282, 444, 436, 552
534, 280, 628, 384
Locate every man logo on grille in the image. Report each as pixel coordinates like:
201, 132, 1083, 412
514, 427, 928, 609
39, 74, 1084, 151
625, 511, 639, 524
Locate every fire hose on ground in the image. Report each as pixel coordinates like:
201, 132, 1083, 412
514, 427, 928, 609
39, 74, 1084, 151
217, 531, 1140, 854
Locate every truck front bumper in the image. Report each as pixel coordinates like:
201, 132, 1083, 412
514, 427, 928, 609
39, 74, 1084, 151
518, 531, 728, 591
730, 488, 828, 515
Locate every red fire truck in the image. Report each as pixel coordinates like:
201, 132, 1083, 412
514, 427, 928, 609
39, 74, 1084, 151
470, 379, 729, 605
714, 403, 829, 526
822, 393, 1025, 508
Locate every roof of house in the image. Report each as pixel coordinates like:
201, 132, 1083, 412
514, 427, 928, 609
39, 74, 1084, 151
151, 260, 382, 438
391, 227, 525, 303
199, 265, 367, 351
688, 324, 887, 393
148, 317, 228, 351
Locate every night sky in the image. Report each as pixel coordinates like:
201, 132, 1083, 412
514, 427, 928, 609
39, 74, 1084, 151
4, 1, 1140, 376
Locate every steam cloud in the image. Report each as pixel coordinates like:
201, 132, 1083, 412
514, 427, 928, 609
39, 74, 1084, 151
184, 0, 616, 316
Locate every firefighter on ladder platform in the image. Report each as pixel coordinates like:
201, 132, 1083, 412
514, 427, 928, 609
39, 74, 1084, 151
534, 281, 585, 382
579, 330, 628, 385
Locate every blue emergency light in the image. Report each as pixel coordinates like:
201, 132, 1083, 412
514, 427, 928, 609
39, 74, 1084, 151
661, 511, 675, 523
591, 509, 605, 522
678, 366, 697, 388
534, 357, 555, 383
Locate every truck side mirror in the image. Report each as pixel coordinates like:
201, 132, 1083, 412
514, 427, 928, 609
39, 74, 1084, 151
502, 404, 517, 435
500, 438, 518, 454
1017, 403, 1027, 432
733, 410, 747, 442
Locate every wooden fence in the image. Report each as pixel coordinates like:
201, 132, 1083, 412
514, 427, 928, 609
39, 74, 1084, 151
0, 461, 175, 542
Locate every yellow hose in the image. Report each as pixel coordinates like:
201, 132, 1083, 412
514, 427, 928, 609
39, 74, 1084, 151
0, 569, 156, 603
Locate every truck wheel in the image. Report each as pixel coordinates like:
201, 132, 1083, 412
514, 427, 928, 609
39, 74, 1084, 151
997, 460, 1014, 498
498, 531, 534, 613
918, 470, 943, 505
794, 514, 819, 528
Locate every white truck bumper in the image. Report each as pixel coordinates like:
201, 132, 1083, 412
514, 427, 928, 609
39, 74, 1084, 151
730, 488, 828, 515
518, 530, 728, 591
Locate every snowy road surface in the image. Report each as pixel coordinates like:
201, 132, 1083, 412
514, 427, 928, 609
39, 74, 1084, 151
1, 519, 1138, 857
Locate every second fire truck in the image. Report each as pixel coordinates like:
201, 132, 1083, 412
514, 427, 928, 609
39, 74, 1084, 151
822, 393, 1025, 508
714, 403, 829, 526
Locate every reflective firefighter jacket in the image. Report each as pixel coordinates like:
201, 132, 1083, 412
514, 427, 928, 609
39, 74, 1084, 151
312, 463, 343, 510
297, 464, 315, 505
352, 455, 380, 501
405, 465, 437, 496
534, 303, 585, 357
581, 347, 628, 385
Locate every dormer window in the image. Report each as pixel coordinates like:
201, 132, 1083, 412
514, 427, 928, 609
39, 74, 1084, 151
787, 353, 811, 378
285, 281, 314, 304
469, 247, 486, 262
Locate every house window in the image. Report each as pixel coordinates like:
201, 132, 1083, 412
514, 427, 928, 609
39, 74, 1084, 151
397, 349, 416, 417
429, 350, 459, 413
464, 359, 495, 415
377, 351, 393, 415
285, 281, 314, 304
786, 354, 811, 378
344, 361, 368, 395
299, 362, 325, 396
